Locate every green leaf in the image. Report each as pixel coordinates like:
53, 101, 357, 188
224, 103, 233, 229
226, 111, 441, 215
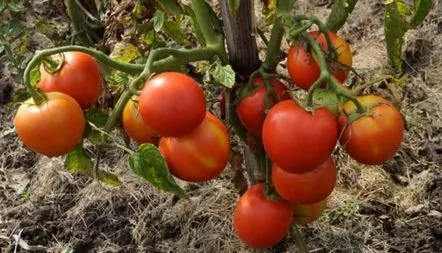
128, 144, 187, 199
6, 19, 24, 37
10, 87, 30, 104
261, 0, 277, 25
163, 20, 187, 45
326, 0, 358, 32
384, 2, 409, 73
156, 0, 181, 15
7, 0, 25, 12
153, 11, 165, 32
65, 146, 122, 187
0, 0, 6, 12
29, 65, 40, 86
228, 0, 241, 15
190, 16, 206, 46
395, 0, 412, 16
210, 64, 236, 88
84, 109, 109, 145
410, 0, 432, 27
139, 30, 155, 46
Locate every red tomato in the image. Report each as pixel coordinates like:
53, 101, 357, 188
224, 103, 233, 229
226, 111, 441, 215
236, 76, 291, 136
14, 92, 85, 157
159, 112, 230, 182
338, 95, 404, 165
37, 51, 103, 109
293, 200, 327, 225
122, 97, 157, 144
138, 72, 206, 137
233, 183, 293, 249
286, 31, 352, 91
262, 100, 338, 173
272, 157, 337, 204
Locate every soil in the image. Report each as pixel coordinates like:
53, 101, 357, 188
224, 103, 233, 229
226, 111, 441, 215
1, 1, 442, 253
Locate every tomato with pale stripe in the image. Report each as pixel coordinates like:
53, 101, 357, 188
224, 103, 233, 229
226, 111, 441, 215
338, 95, 404, 165
159, 112, 230, 182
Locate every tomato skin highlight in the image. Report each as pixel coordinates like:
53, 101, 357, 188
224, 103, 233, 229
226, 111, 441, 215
14, 92, 85, 157
272, 157, 337, 204
138, 72, 206, 137
233, 183, 293, 249
293, 200, 327, 225
262, 100, 338, 173
159, 112, 230, 182
122, 97, 157, 144
236, 76, 291, 136
286, 31, 352, 91
338, 95, 404, 165
37, 51, 103, 109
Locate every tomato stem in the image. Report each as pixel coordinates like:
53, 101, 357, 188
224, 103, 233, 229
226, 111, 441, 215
292, 225, 309, 253
262, 0, 297, 72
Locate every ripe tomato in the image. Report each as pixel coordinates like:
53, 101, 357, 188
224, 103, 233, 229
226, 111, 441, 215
338, 95, 404, 165
14, 92, 85, 157
159, 112, 230, 182
286, 31, 352, 90
236, 76, 291, 136
262, 100, 338, 173
37, 51, 103, 109
122, 97, 157, 144
293, 200, 327, 225
138, 72, 206, 137
272, 157, 337, 204
233, 183, 293, 249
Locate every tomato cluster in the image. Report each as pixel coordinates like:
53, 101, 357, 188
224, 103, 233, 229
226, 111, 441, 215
232, 31, 405, 249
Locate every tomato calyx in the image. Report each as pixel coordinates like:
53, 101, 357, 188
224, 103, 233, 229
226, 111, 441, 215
41, 53, 65, 75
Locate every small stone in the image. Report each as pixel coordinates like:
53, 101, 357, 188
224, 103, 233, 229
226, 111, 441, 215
379, 215, 389, 220
428, 210, 442, 219
405, 204, 425, 215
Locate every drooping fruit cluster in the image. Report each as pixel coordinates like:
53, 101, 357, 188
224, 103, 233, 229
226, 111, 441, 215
232, 31, 405, 249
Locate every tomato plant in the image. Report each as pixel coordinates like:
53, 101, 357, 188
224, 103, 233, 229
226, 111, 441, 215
293, 200, 327, 225
287, 31, 352, 91
159, 111, 230, 182
37, 51, 103, 110
14, 92, 85, 157
138, 72, 206, 137
262, 100, 338, 173
338, 95, 404, 165
272, 157, 337, 204
122, 97, 158, 145
236, 76, 291, 136
233, 183, 293, 249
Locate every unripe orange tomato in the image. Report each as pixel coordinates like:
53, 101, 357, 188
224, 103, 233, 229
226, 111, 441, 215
338, 95, 404, 165
14, 92, 85, 157
159, 112, 230, 182
122, 97, 157, 144
293, 200, 327, 225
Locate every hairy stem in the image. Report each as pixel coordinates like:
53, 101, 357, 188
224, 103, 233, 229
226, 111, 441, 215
292, 225, 308, 253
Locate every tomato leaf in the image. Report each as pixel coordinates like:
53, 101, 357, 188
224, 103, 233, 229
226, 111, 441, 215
163, 20, 187, 45
7, 0, 25, 13
395, 0, 412, 16
10, 87, 30, 104
153, 11, 165, 32
84, 109, 109, 145
326, 0, 358, 32
384, 2, 409, 73
155, 0, 181, 15
410, 0, 432, 27
209, 64, 236, 88
128, 144, 188, 199
109, 42, 141, 63
190, 16, 206, 46
261, 0, 277, 25
65, 146, 122, 187
228, 0, 241, 15
29, 65, 41, 86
